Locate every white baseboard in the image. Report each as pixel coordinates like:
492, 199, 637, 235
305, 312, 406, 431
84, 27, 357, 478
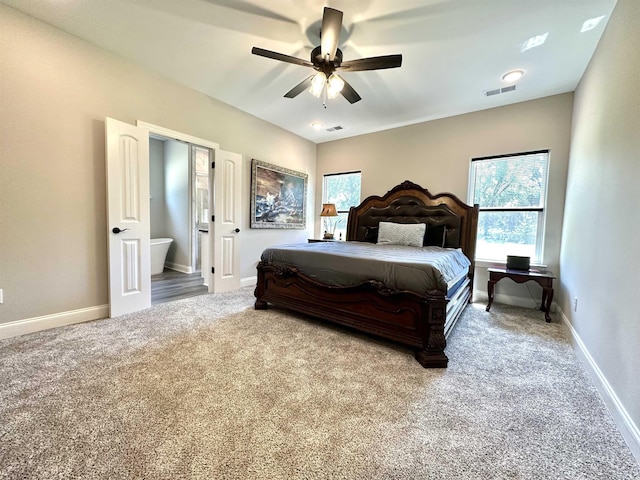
558, 307, 640, 463
0, 276, 256, 340
165, 262, 193, 274
0, 305, 109, 340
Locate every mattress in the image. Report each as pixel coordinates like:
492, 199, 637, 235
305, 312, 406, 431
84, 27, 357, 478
260, 241, 471, 294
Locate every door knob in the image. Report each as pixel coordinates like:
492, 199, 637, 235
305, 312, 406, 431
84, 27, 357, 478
112, 227, 130, 234
234, 228, 240, 233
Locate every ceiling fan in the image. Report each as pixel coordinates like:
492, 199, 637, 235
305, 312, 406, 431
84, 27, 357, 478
251, 6, 402, 105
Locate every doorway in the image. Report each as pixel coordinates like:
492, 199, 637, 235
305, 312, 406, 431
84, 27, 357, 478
149, 138, 210, 304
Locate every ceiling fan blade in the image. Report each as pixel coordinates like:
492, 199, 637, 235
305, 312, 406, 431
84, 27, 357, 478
320, 7, 343, 62
338, 54, 403, 72
251, 47, 313, 68
284, 76, 314, 98
340, 78, 362, 104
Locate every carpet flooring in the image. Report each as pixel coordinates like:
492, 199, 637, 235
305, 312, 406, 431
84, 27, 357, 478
1, 288, 638, 479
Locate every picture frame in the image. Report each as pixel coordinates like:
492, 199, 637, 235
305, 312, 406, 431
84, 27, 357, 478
250, 159, 308, 229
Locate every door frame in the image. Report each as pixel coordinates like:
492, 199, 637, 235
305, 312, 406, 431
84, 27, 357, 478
137, 121, 220, 291
138, 122, 220, 152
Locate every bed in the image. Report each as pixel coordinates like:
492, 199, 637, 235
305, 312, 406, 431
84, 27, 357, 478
254, 180, 479, 368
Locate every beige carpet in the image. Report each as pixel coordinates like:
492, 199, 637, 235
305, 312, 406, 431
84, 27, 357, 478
1, 288, 638, 479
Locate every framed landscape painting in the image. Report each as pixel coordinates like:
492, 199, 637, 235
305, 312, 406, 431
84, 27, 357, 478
250, 159, 307, 229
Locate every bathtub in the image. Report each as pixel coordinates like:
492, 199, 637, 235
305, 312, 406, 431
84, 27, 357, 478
150, 238, 173, 275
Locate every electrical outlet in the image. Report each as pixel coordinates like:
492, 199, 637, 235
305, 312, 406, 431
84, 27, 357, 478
0, 289, 3, 304
573, 297, 578, 312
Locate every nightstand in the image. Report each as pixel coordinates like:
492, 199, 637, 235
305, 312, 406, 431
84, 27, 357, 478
308, 238, 338, 243
486, 267, 556, 322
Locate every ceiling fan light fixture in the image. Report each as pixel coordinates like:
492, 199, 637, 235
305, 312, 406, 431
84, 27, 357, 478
309, 72, 327, 97
326, 73, 345, 99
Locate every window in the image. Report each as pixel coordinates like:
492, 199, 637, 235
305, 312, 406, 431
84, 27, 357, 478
322, 171, 361, 240
468, 150, 549, 263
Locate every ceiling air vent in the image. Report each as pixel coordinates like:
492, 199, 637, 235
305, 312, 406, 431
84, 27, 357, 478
484, 85, 517, 97
326, 125, 344, 132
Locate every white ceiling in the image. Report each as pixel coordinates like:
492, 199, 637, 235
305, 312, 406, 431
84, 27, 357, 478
2, 0, 617, 144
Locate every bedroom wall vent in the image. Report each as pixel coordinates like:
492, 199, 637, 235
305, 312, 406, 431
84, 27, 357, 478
326, 125, 344, 132
484, 85, 517, 97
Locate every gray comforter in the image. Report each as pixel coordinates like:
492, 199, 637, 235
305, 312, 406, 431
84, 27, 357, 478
260, 241, 471, 293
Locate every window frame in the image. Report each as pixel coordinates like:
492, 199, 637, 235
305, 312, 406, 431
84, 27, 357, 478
468, 150, 550, 264
322, 171, 362, 239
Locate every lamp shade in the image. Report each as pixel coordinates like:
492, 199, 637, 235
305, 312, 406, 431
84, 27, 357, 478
327, 73, 345, 99
309, 72, 327, 97
320, 203, 338, 216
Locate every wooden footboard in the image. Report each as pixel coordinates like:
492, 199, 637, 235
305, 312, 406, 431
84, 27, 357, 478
254, 262, 451, 368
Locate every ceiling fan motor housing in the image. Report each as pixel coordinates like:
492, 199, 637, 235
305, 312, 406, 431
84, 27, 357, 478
311, 45, 343, 74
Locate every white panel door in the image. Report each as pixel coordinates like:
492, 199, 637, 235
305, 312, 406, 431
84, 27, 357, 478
105, 117, 151, 317
210, 149, 242, 293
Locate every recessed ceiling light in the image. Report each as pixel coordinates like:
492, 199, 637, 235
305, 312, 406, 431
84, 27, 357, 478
521, 32, 548, 52
501, 70, 525, 83
311, 122, 324, 130
581, 15, 606, 32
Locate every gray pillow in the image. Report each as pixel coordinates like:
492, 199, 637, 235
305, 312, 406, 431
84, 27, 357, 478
377, 222, 426, 247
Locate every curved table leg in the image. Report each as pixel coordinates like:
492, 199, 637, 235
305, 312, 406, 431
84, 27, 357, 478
486, 279, 496, 311
542, 287, 553, 322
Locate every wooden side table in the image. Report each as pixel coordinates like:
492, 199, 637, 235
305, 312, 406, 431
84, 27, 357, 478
308, 238, 338, 243
486, 267, 556, 322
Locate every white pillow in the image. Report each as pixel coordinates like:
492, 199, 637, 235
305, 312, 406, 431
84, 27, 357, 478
376, 222, 426, 247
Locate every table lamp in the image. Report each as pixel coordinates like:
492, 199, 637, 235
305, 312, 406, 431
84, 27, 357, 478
320, 203, 338, 239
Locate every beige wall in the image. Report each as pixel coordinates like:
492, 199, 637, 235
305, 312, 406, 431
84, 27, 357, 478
317, 94, 574, 303
560, 0, 640, 448
0, 5, 316, 324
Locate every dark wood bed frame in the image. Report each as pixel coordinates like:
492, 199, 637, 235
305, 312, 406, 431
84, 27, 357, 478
254, 181, 479, 368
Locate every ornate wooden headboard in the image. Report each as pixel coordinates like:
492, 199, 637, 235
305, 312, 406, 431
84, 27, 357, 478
346, 180, 479, 271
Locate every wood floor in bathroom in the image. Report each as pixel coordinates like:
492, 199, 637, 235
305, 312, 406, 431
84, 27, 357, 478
151, 269, 208, 305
